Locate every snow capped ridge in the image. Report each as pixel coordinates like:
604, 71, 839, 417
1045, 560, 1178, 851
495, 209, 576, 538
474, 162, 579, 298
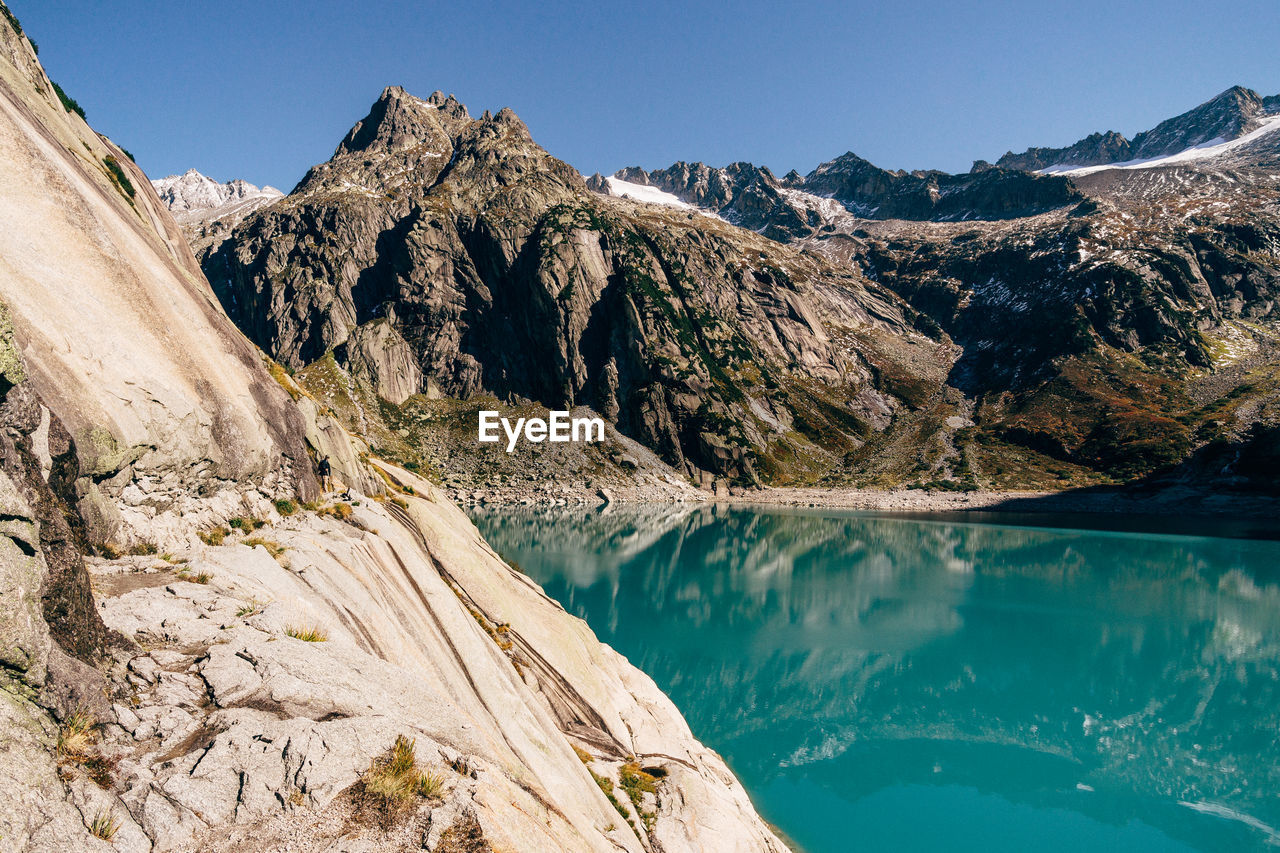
999, 85, 1280, 174
1039, 112, 1280, 176
152, 169, 285, 253
152, 169, 283, 220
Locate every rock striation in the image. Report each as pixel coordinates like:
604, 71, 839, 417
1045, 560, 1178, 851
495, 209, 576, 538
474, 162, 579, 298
0, 14, 316, 547
0, 8, 789, 851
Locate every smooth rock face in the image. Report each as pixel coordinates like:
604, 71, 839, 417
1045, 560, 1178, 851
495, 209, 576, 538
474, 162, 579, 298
335, 319, 423, 405
0, 23, 794, 852
90, 466, 788, 853
0, 17, 315, 544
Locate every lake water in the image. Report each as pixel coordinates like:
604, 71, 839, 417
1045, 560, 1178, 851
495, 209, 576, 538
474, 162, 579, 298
471, 505, 1280, 853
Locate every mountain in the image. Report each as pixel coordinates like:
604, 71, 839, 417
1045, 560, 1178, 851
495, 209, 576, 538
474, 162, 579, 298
203, 85, 935, 487
0, 7, 787, 852
994, 85, 1280, 171
577, 85, 1280, 493
152, 168, 282, 253
196, 83, 1280, 493
603, 151, 1082, 236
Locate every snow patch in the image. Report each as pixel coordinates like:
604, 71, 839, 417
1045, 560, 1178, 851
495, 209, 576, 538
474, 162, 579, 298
605, 177, 693, 209
1040, 114, 1280, 176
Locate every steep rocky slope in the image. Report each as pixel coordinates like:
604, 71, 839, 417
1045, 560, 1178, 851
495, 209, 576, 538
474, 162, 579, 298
201, 86, 932, 486
188, 81, 1280, 492
152, 169, 282, 254
0, 4, 315, 546
993, 85, 1280, 171
0, 9, 788, 851
595, 88, 1280, 492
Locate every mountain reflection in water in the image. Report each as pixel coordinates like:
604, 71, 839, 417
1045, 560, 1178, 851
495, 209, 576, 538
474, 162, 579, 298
472, 504, 1280, 852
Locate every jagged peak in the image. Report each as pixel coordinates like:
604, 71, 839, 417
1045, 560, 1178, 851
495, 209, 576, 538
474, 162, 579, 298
337, 86, 450, 156
996, 85, 1279, 171
808, 151, 882, 177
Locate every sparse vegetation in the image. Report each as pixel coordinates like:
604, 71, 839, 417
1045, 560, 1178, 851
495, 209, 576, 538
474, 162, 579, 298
56, 709, 116, 787
415, 768, 445, 798
127, 541, 158, 556
2, 3, 21, 36
268, 362, 301, 400
590, 768, 633, 827
353, 735, 447, 827
56, 708, 95, 762
88, 809, 119, 841
619, 761, 659, 832
318, 502, 353, 521
228, 516, 266, 531
176, 566, 212, 584
198, 526, 229, 546
572, 744, 593, 764
242, 536, 285, 559
274, 498, 298, 516
285, 623, 327, 642
236, 599, 265, 618
103, 155, 135, 199
465, 605, 513, 652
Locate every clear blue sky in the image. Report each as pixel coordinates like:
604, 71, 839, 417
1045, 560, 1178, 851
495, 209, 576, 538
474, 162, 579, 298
13, 0, 1279, 190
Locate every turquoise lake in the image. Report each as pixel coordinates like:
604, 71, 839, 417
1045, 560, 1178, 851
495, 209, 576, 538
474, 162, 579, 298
471, 505, 1280, 853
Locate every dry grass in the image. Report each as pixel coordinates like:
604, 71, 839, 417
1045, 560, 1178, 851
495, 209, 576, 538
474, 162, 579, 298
318, 502, 353, 520
176, 567, 212, 584
198, 526, 229, 546
56, 709, 116, 788
56, 708, 94, 761
285, 624, 327, 642
353, 735, 448, 828
268, 361, 302, 401
89, 809, 119, 840
236, 598, 265, 618
243, 537, 286, 559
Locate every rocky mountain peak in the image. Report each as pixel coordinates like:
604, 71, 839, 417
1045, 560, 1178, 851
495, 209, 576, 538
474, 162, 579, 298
152, 169, 282, 215
289, 86, 565, 206
336, 85, 450, 156
995, 84, 1280, 171
1128, 84, 1269, 159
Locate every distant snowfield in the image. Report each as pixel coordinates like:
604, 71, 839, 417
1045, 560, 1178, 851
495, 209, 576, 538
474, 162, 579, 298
1040, 113, 1280, 176
605, 176, 694, 208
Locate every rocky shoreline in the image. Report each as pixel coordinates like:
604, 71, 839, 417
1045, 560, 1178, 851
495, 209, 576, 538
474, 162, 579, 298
451, 480, 1280, 523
